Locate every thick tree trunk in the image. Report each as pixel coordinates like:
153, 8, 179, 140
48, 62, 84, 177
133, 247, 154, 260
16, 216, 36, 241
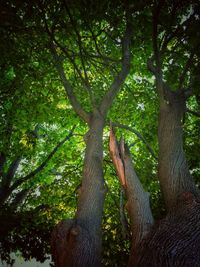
158, 91, 200, 210
52, 112, 107, 267
131, 192, 200, 267
128, 89, 200, 266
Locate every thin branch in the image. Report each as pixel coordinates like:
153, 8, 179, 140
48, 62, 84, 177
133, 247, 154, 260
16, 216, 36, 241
0, 152, 6, 176
100, 14, 133, 116
43, 15, 90, 123
152, 0, 166, 103
2, 157, 21, 188
147, 55, 156, 75
110, 122, 157, 160
52, 38, 88, 88
161, 11, 194, 56
10, 188, 30, 210
87, 24, 121, 65
86, 52, 121, 64
63, 1, 96, 106
152, 0, 165, 64
10, 126, 76, 191
178, 51, 195, 90
49, 42, 90, 123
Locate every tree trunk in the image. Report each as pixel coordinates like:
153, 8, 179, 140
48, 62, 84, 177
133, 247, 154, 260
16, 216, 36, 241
158, 91, 200, 210
52, 111, 107, 267
128, 90, 200, 266
131, 192, 200, 267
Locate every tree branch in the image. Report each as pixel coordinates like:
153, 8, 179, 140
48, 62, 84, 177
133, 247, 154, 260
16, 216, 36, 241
10, 188, 30, 210
10, 126, 76, 191
43, 15, 90, 123
109, 128, 154, 249
60, 3, 96, 106
109, 127, 126, 187
152, 0, 165, 65
178, 51, 195, 90
110, 122, 157, 160
1, 157, 21, 188
100, 14, 133, 116
152, 0, 166, 103
0, 152, 6, 177
147, 55, 156, 75
50, 42, 91, 123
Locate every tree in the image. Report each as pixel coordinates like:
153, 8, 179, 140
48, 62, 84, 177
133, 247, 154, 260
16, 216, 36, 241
110, 0, 200, 266
46, 1, 133, 265
0, 0, 199, 266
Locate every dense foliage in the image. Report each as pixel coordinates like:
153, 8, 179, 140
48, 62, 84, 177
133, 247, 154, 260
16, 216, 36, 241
0, 0, 199, 266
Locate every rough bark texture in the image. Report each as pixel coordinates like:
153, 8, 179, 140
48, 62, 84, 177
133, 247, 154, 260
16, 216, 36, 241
122, 145, 153, 244
128, 88, 200, 266
131, 192, 200, 267
109, 128, 154, 266
52, 112, 107, 267
158, 91, 200, 210
50, 12, 132, 266
51, 219, 97, 267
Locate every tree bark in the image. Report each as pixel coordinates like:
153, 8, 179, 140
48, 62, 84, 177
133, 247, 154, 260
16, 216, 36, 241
123, 147, 153, 267
128, 89, 200, 266
158, 90, 200, 210
109, 128, 154, 266
52, 111, 107, 267
131, 192, 200, 267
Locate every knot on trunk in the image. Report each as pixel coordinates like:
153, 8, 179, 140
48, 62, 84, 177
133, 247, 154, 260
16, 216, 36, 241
51, 219, 97, 267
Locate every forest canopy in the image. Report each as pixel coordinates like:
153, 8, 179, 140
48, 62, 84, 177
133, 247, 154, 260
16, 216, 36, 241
0, 0, 199, 266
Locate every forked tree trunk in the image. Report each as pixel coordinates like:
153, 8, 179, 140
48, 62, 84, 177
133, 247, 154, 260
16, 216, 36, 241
52, 112, 107, 267
50, 11, 132, 265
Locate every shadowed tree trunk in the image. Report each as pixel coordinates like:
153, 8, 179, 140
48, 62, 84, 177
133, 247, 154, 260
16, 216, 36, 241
132, 192, 200, 267
125, 81, 200, 266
